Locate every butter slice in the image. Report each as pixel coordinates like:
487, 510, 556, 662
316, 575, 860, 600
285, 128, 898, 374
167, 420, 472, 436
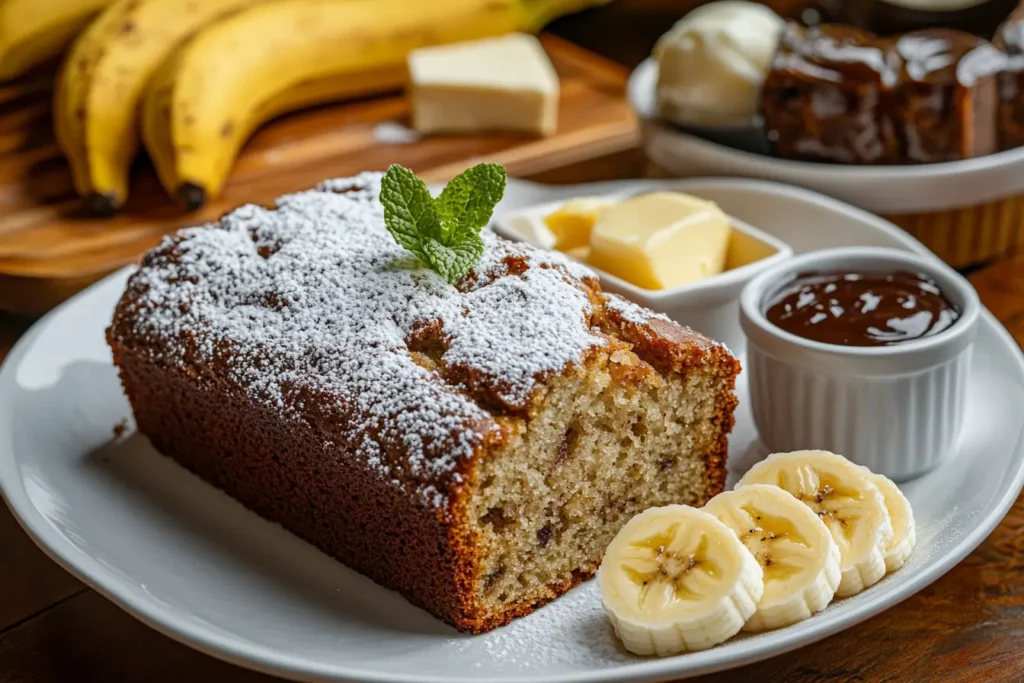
589, 192, 731, 290
408, 34, 558, 136
543, 197, 614, 250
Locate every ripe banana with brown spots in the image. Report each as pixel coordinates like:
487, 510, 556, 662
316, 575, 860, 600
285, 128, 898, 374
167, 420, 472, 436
140, 0, 611, 211
142, 48, 407, 211
53, 0, 262, 215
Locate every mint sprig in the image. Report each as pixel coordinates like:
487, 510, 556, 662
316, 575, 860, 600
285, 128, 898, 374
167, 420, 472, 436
380, 163, 506, 284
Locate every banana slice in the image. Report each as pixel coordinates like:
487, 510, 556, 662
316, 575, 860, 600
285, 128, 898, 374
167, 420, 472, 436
599, 504, 764, 656
865, 472, 916, 573
736, 450, 893, 599
704, 484, 841, 632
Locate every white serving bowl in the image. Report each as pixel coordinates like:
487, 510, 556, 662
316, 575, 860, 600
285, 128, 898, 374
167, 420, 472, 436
740, 246, 981, 480
628, 58, 1024, 215
493, 193, 793, 352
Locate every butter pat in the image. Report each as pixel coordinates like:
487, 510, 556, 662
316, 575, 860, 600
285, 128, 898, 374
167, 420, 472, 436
589, 192, 731, 290
543, 197, 614, 250
408, 34, 558, 136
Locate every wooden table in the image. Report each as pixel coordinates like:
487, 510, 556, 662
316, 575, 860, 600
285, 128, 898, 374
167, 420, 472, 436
3, 4, 1024, 682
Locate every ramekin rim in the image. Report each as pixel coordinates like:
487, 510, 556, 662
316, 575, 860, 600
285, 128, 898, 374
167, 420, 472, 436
739, 246, 981, 359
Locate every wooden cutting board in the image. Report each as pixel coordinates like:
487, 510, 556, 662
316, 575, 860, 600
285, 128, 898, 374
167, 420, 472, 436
0, 34, 638, 316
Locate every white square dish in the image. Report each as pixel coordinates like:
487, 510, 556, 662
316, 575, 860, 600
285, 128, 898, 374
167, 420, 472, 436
493, 192, 793, 351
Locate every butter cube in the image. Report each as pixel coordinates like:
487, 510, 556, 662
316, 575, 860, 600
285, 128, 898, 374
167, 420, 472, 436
589, 192, 731, 290
543, 197, 614, 250
408, 34, 559, 136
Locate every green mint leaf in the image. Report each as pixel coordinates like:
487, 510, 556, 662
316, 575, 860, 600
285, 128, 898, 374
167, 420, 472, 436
379, 164, 441, 260
378, 162, 505, 285
435, 163, 507, 244
421, 233, 485, 284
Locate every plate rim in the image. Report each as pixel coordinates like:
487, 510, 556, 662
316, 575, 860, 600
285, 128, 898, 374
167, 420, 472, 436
1, 177, 1023, 683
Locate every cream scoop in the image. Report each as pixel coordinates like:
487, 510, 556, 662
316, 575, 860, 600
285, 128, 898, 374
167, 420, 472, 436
654, 0, 784, 127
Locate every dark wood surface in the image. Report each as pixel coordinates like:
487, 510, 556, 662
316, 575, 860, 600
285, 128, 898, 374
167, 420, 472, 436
3, 3, 1024, 682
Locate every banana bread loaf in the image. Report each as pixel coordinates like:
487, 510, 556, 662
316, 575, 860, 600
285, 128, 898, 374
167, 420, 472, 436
107, 173, 740, 633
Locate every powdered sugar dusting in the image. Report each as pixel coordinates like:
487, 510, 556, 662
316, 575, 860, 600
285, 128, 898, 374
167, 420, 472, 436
112, 173, 604, 508
604, 292, 732, 356
603, 293, 672, 325
444, 234, 598, 405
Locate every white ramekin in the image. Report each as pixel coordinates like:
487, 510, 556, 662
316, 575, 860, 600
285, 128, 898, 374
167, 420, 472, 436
740, 246, 981, 481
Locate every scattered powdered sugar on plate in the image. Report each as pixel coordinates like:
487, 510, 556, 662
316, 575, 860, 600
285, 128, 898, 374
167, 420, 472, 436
112, 173, 604, 508
445, 583, 635, 671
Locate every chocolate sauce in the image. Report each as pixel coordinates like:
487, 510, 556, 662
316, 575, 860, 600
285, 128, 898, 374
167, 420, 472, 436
764, 270, 960, 346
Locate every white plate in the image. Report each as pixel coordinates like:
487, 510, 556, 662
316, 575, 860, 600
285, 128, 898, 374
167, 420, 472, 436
2, 178, 1023, 683
628, 58, 1024, 214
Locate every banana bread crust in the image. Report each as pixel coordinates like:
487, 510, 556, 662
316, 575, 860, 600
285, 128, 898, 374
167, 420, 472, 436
107, 174, 739, 633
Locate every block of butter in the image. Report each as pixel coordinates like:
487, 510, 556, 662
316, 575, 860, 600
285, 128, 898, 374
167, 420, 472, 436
589, 192, 731, 290
408, 33, 559, 136
543, 197, 614, 250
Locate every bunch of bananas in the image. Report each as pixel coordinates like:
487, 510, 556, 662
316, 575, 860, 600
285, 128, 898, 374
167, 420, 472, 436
0, 0, 609, 214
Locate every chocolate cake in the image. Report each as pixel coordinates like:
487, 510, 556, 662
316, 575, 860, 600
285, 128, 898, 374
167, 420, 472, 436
762, 22, 1003, 163
762, 23, 902, 164
995, 2, 1024, 149
106, 174, 741, 634
892, 29, 1002, 162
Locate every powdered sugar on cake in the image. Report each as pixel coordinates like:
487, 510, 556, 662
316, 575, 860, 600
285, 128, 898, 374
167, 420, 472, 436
602, 292, 731, 355
113, 173, 604, 508
602, 293, 672, 326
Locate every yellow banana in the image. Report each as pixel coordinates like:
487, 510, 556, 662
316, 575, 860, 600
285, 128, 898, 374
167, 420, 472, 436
142, 0, 610, 209
143, 48, 407, 210
0, 0, 112, 81
54, 0, 262, 215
